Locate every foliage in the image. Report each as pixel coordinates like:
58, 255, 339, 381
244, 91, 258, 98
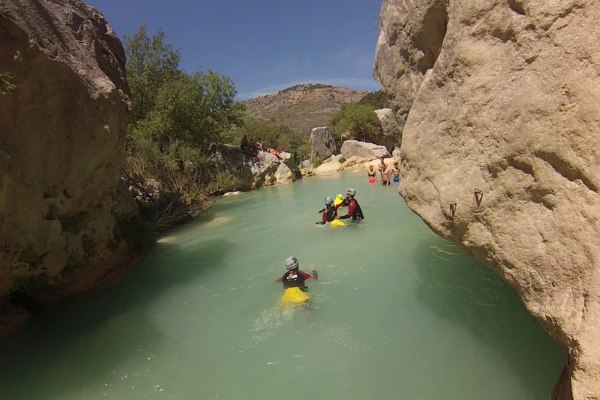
312, 155, 324, 168
124, 25, 181, 122
123, 137, 216, 231
206, 171, 244, 194
131, 72, 244, 152
0, 72, 16, 95
123, 25, 243, 229
223, 116, 293, 150
279, 83, 333, 94
358, 90, 392, 109
330, 103, 382, 142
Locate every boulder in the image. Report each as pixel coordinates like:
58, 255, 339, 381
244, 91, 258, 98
314, 160, 343, 175
310, 126, 337, 160
208, 144, 294, 190
340, 140, 391, 160
274, 162, 294, 185
342, 155, 372, 169
0, 0, 138, 311
375, 0, 600, 398
375, 108, 402, 151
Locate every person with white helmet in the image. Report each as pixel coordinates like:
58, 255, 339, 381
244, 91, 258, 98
315, 196, 338, 224
337, 187, 364, 223
276, 256, 318, 293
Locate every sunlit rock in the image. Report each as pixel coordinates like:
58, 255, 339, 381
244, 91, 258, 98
310, 126, 337, 161
375, 0, 600, 398
340, 140, 390, 160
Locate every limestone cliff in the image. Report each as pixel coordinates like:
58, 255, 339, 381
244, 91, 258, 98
375, 1, 600, 399
0, 0, 137, 319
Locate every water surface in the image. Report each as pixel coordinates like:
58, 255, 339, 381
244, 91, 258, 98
0, 171, 564, 399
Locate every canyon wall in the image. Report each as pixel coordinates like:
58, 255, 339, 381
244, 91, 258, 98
375, 0, 600, 399
0, 0, 138, 321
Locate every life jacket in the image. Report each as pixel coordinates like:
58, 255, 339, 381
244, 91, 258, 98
325, 205, 337, 221
349, 199, 364, 221
282, 269, 307, 290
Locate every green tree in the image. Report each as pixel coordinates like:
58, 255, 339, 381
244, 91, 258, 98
331, 103, 382, 142
124, 25, 181, 121
358, 90, 392, 109
131, 71, 243, 152
224, 117, 286, 149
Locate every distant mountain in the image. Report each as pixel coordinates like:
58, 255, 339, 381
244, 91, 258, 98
244, 83, 367, 136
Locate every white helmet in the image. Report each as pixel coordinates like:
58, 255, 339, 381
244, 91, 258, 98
325, 196, 333, 205
285, 256, 299, 271
346, 188, 356, 196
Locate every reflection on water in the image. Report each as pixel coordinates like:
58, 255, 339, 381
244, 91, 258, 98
0, 171, 564, 400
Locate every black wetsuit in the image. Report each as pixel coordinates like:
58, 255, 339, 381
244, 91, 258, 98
317, 205, 337, 224
280, 269, 312, 291
339, 198, 364, 222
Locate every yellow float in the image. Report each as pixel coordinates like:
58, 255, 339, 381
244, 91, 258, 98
333, 193, 345, 207
279, 287, 311, 307
330, 219, 346, 228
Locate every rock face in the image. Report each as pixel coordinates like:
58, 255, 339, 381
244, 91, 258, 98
340, 140, 391, 160
0, 0, 137, 310
310, 126, 337, 160
374, 108, 402, 152
375, 0, 600, 398
208, 144, 295, 190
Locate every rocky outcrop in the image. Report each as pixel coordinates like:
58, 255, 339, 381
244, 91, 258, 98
0, 0, 138, 314
375, 0, 600, 398
310, 126, 337, 160
272, 162, 295, 185
374, 108, 402, 152
208, 144, 294, 190
314, 155, 344, 176
340, 140, 391, 160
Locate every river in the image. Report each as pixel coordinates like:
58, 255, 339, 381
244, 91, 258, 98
0, 170, 564, 399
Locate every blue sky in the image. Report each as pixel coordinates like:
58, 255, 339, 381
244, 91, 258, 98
86, 0, 382, 100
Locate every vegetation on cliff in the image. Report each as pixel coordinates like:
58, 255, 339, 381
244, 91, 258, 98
123, 25, 244, 231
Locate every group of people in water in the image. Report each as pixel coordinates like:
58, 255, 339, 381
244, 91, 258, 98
368, 156, 399, 186
277, 187, 364, 304
277, 157, 399, 305
315, 187, 364, 225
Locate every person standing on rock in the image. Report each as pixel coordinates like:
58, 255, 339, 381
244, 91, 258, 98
337, 188, 364, 223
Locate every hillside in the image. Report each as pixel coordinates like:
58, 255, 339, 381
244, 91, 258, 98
244, 84, 367, 136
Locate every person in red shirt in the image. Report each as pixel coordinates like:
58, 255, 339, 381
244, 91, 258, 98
337, 188, 364, 223
276, 256, 318, 292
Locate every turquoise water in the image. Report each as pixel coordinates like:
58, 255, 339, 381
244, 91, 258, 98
0, 170, 564, 399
